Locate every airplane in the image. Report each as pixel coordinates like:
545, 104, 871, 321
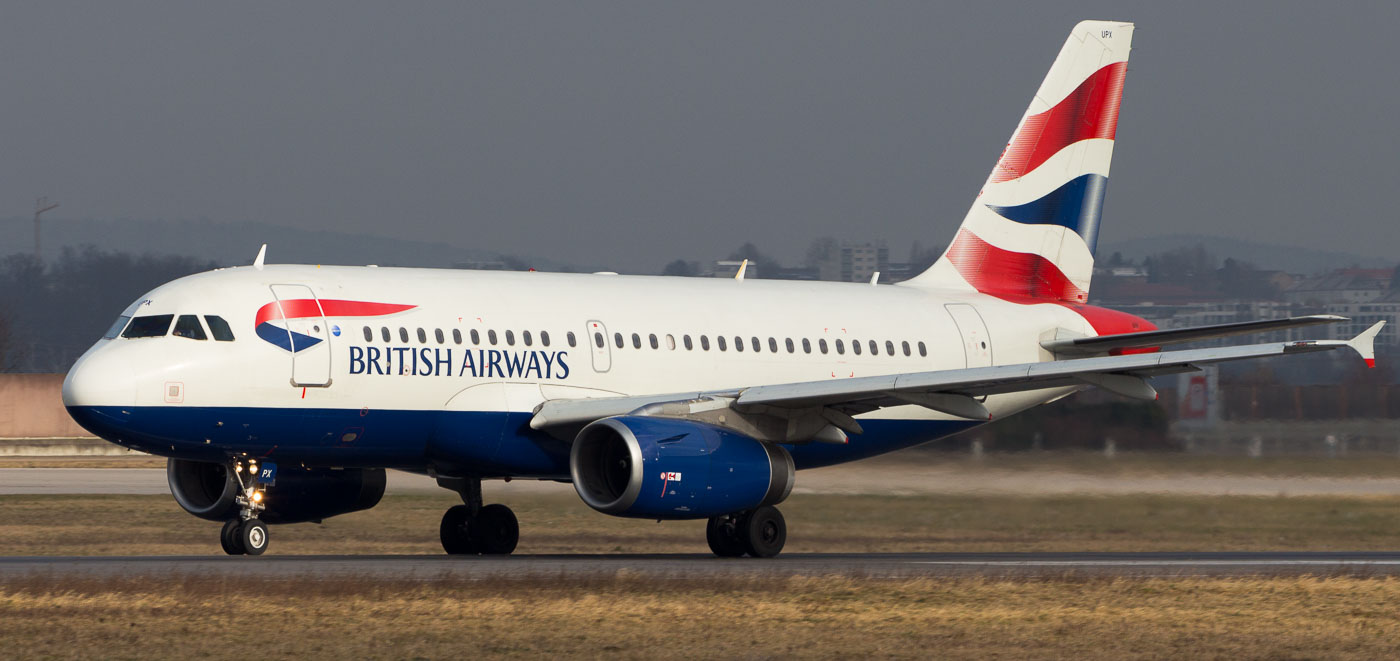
62, 20, 1381, 558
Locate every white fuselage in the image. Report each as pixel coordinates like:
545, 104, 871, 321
63, 264, 1100, 476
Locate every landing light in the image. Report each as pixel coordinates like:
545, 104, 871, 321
252, 492, 263, 503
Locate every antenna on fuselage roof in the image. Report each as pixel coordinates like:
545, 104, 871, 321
253, 244, 267, 270
870, 271, 880, 285
734, 259, 748, 281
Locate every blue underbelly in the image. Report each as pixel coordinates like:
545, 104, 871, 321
66, 405, 978, 476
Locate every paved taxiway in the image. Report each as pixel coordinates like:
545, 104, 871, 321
5, 552, 1400, 579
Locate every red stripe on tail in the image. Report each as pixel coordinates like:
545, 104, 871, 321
944, 230, 1087, 303
990, 61, 1127, 184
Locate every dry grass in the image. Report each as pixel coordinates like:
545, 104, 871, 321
6, 490, 1400, 556
3, 573, 1400, 659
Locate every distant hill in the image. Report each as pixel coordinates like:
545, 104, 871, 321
0, 217, 594, 272
1097, 234, 1390, 274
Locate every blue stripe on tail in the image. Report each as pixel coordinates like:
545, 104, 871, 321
986, 174, 1108, 254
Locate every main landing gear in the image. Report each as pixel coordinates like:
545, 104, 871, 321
437, 477, 519, 555
706, 505, 787, 558
220, 458, 270, 556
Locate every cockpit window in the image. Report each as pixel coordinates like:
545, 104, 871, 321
121, 315, 174, 338
103, 315, 131, 340
204, 315, 235, 342
172, 315, 208, 340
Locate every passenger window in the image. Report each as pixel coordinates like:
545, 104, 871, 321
734, 336, 743, 352
172, 315, 207, 340
902, 341, 912, 356
568, 332, 577, 348
852, 340, 862, 355
869, 340, 878, 355
488, 330, 498, 345
614, 333, 623, 349
593, 332, 604, 348
435, 329, 445, 344
399, 327, 409, 343
751, 337, 761, 353
785, 338, 794, 353
363, 326, 373, 342
802, 338, 811, 354
649, 334, 658, 350
122, 315, 174, 339
205, 316, 235, 342
471, 329, 480, 345
918, 341, 927, 357
819, 339, 828, 354
381, 327, 391, 343
417, 328, 427, 344
701, 335, 710, 351
541, 331, 550, 347
885, 340, 895, 355
453, 329, 462, 345
683, 335, 693, 350
717, 336, 727, 351
666, 334, 676, 350
632, 333, 641, 349
835, 339, 845, 355
505, 330, 515, 346
103, 315, 131, 340
523, 330, 532, 346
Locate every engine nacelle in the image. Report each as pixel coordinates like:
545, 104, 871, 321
166, 458, 386, 524
570, 416, 794, 519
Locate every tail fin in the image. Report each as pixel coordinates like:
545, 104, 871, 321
904, 20, 1134, 302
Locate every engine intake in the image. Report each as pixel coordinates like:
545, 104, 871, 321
570, 416, 793, 519
167, 458, 386, 524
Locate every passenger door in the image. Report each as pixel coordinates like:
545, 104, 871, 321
268, 284, 333, 387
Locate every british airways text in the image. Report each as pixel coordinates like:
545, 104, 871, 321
347, 347, 570, 379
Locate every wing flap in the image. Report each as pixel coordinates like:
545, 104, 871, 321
1041, 314, 1346, 356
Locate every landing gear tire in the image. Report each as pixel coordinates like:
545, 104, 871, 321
440, 505, 477, 555
706, 515, 747, 558
740, 506, 786, 558
220, 519, 246, 555
472, 504, 519, 555
239, 519, 269, 556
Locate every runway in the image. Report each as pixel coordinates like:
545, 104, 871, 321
5, 552, 1400, 580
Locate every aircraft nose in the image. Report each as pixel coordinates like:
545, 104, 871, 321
62, 345, 135, 409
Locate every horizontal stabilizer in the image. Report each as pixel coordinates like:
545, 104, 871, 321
1041, 315, 1346, 355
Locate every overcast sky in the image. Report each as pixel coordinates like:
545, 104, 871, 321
3, 1, 1397, 272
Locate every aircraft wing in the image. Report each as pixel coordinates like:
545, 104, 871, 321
1040, 314, 1345, 356
530, 321, 1383, 433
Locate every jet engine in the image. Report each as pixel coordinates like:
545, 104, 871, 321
167, 458, 385, 524
569, 416, 793, 519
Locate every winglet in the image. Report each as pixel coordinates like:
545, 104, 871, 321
253, 244, 267, 270
734, 259, 748, 281
1348, 321, 1385, 368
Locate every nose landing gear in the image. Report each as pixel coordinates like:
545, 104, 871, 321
219, 458, 271, 556
437, 477, 519, 555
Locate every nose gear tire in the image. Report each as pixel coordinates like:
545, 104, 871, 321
239, 519, 269, 556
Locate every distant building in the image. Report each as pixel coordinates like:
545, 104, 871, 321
814, 242, 889, 283
1283, 268, 1392, 305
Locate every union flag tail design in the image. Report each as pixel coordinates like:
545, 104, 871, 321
906, 20, 1133, 302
